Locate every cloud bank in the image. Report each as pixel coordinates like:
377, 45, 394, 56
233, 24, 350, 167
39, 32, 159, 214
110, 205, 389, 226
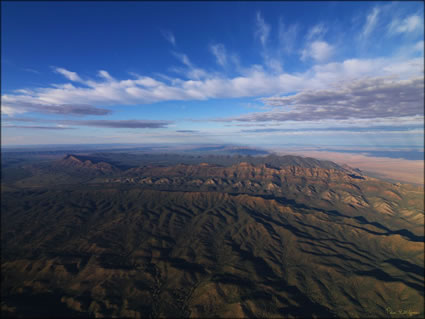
2, 56, 422, 117
261, 76, 423, 120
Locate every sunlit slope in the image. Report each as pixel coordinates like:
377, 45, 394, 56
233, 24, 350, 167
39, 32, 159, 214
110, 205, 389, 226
7, 154, 424, 238
2, 184, 424, 318
108, 162, 424, 238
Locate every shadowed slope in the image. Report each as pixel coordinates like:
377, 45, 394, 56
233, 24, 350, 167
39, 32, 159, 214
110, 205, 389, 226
2, 187, 424, 318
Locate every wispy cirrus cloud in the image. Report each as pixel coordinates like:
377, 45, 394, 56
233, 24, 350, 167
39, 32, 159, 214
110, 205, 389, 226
171, 51, 208, 80
210, 43, 227, 67
255, 11, 270, 48
306, 23, 327, 41
162, 30, 176, 46
278, 19, 298, 54
172, 51, 192, 68
361, 7, 380, 39
253, 12, 283, 73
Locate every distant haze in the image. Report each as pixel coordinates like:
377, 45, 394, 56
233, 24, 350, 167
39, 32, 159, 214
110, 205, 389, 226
280, 150, 424, 185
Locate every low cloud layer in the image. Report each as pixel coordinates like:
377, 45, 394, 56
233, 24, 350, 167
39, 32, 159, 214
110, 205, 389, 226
176, 130, 199, 133
1, 98, 111, 116
3, 125, 75, 130
222, 76, 423, 122
65, 120, 172, 129
3, 119, 172, 129
241, 125, 423, 133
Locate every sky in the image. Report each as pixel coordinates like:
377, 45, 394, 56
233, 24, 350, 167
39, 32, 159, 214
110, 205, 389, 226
1, 1, 424, 147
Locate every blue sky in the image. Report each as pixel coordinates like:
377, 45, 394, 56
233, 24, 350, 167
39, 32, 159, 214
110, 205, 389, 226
1, 1, 424, 147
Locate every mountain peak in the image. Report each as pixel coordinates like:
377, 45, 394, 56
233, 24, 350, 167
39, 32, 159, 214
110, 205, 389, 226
238, 161, 251, 167
63, 154, 84, 163
58, 154, 118, 174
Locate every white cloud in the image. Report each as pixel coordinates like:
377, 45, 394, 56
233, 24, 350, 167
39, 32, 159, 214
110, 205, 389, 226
14, 89, 34, 94
301, 23, 332, 63
301, 41, 334, 62
254, 13, 283, 73
362, 7, 380, 38
54, 67, 82, 82
255, 11, 270, 47
306, 23, 327, 41
210, 43, 227, 67
2, 54, 423, 117
98, 70, 114, 81
171, 52, 209, 80
381, 57, 424, 76
1, 105, 27, 116
172, 51, 192, 67
131, 75, 162, 87
264, 57, 283, 74
389, 15, 423, 34
309, 57, 423, 84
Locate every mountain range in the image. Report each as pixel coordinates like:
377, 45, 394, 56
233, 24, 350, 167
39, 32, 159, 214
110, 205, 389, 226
1, 153, 424, 318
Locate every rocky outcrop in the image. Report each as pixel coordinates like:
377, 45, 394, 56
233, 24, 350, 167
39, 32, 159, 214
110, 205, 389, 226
56, 154, 120, 174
